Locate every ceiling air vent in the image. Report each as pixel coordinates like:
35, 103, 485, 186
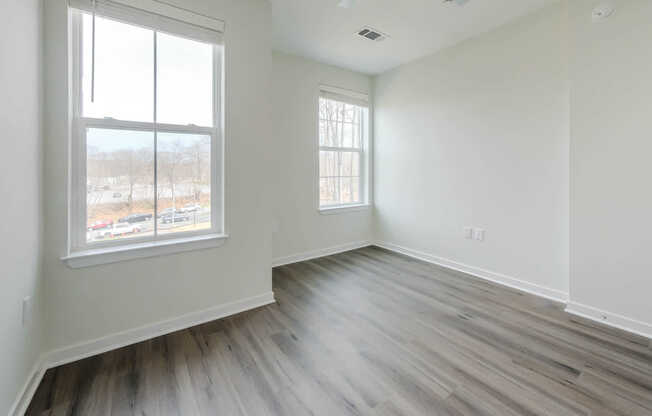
356, 27, 388, 42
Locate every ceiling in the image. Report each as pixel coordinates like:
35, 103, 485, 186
271, 0, 559, 74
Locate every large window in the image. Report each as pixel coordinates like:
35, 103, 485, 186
318, 88, 370, 209
69, 2, 223, 253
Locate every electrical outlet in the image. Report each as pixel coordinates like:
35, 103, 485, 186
22, 296, 33, 326
464, 227, 473, 239
474, 228, 485, 242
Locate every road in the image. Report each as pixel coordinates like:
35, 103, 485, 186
87, 210, 211, 242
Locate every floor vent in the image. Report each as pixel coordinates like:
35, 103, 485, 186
356, 27, 388, 42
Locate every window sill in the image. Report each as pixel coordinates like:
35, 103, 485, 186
319, 204, 371, 215
61, 233, 229, 269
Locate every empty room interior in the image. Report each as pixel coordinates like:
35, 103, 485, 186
3, 0, 652, 414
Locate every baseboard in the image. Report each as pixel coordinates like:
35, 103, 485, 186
44, 291, 275, 369
8, 355, 48, 416
565, 301, 652, 339
272, 240, 372, 267
8, 292, 275, 415
374, 241, 568, 303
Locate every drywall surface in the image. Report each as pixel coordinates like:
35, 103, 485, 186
0, 0, 45, 413
43, 0, 273, 351
271, 52, 373, 262
373, 3, 570, 297
569, 0, 652, 326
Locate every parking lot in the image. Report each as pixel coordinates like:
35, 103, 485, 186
87, 209, 211, 242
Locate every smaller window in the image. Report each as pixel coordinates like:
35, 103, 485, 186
318, 87, 370, 210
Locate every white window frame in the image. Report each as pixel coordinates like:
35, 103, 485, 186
317, 85, 372, 214
64, 6, 226, 267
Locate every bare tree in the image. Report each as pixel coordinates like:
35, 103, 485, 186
158, 138, 187, 211
114, 148, 150, 213
189, 136, 210, 202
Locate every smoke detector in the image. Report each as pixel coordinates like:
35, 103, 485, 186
592, 2, 615, 22
337, 0, 355, 8
356, 27, 389, 42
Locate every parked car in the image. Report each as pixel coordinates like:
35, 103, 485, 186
118, 213, 153, 223
157, 207, 177, 218
160, 212, 190, 224
87, 219, 113, 231
109, 223, 141, 237
112, 192, 122, 198
182, 203, 201, 213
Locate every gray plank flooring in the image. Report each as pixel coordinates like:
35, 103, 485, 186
26, 246, 652, 415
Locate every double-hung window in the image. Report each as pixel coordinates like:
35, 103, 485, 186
318, 87, 370, 210
67, 0, 224, 260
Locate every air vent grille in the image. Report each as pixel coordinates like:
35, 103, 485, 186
356, 27, 388, 42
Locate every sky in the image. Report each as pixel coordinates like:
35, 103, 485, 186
87, 128, 209, 154
81, 13, 214, 127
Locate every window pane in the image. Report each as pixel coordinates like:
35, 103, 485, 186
319, 150, 361, 207
319, 120, 328, 146
352, 115, 361, 148
86, 128, 154, 243
342, 122, 354, 147
340, 152, 360, 177
157, 32, 213, 127
157, 132, 211, 235
329, 121, 341, 147
319, 177, 339, 206
319, 151, 338, 178
82, 14, 153, 122
319, 118, 341, 147
351, 178, 360, 202
343, 103, 357, 123
340, 177, 356, 204
319, 98, 336, 121
319, 98, 363, 149
334, 101, 345, 122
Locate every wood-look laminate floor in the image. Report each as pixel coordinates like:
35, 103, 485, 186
27, 246, 652, 415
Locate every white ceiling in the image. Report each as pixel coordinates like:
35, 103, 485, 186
271, 0, 559, 74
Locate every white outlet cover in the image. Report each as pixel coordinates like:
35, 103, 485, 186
22, 296, 32, 326
464, 227, 473, 239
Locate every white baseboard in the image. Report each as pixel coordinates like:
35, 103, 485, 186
9, 291, 275, 415
374, 241, 568, 303
565, 301, 652, 339
375, 241, 652, 339
272, 240, 372, 267
45, 291, 275, 368
9, 355, 48, 416
10, 244, 651, 414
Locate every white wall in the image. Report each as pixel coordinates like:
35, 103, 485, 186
43, 0, 273, 352
373, 3, 570, 299
7, 2, 652, 412
271, 52, 373, 262
569, 0, 652, 329
0, 0, 45, 413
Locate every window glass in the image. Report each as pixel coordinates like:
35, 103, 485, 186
156, 132, 211, 235
86, 128, 154, 242
318, 96, 366, 208
82, 14, 154, 122
157, 32, 213, 127
73, 9, 221, 249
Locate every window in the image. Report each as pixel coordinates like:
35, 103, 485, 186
68, 1, 224, 256
318, 87, 370, 210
